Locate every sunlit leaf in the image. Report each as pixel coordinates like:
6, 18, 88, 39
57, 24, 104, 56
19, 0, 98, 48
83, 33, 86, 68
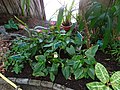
95, 63, 110, 84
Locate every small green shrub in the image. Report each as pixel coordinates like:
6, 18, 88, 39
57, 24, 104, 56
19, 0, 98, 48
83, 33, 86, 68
4, 19, 18, 30
86, 63, 120, 90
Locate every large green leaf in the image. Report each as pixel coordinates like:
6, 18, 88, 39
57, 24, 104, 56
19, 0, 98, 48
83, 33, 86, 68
66, 45, 75, 55
50, 72, 55, 82
73, 61, 83, 71
86, 82, 112, 90
88, 67, 95, 80
112, 84, 120, 90
95, 63, 110, 84
85, 45, 98, 64
102, 15, 112, 49
50, 63, 59, 73
110, 71, 120, 90
62, 66, 71, 80
32, 62, 47, 77
85, 45, 98, 58
74, 68, 83, 80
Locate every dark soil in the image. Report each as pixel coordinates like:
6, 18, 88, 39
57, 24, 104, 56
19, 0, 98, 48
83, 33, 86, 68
1, 16, 120, 90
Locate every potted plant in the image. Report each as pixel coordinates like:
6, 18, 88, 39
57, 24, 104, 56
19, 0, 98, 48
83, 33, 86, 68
62, 1, 74, 31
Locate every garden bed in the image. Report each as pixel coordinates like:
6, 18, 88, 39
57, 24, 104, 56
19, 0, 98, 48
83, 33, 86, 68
0, 15, 120, 90
4, 50, 120, 90
1, 32, 120, 90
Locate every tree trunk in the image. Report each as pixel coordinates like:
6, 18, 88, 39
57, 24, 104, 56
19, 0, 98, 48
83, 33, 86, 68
0, 0, 46, 20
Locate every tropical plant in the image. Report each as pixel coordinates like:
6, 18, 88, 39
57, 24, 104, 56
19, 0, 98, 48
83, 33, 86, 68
86, 63, 120, 90
77, 0, 120, 49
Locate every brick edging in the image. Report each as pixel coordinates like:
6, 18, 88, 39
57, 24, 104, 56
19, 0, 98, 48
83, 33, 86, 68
5, 77, 74, 90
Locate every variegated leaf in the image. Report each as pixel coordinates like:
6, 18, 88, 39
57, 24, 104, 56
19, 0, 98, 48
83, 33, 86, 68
110, 71, 120, 90
95, 63, 110, 84
86, 82, 112, 90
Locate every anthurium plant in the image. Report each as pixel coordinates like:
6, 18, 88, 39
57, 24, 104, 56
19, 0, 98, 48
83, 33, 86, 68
77, 0, 120, 49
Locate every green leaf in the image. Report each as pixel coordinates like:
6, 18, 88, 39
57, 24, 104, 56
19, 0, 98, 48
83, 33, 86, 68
85, 45, 98, 58
56, 7, 64, 31
102, 15, 112, 49
21, 0, 26, 15
53, 41, 62, 50
50, 72, 55, 82
32, 62, 47, 77
88, 67, 95, 80
74, 68, 83, 80
4, 24, 11, 29
84, 58, 96, 65
30, 46, 37, 57
12, 64, 23, 74
85, 45, 98, 64
43, 43, 53, 48
111, 84, 120, 90
110, 71, 120, 90
86, 82, 112, 90
35, 55, 46, 62
50, 63, 59, 73
62, 66, 71, 80
75, 32, 83, 45
8, 19, 14, 24
73, 61, 83, 71
66, 45, 75, 55
11, 24, 18, 30
95, 63, 110, 84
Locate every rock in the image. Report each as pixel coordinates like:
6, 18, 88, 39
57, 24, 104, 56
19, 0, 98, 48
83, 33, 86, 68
29, 79, 41, 86
41, 81, 53, 88
53, 83, 66, 90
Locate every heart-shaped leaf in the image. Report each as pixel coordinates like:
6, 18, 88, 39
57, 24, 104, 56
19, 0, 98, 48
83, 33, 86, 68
66, 45, 75, 55
62, 66, 71, 80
